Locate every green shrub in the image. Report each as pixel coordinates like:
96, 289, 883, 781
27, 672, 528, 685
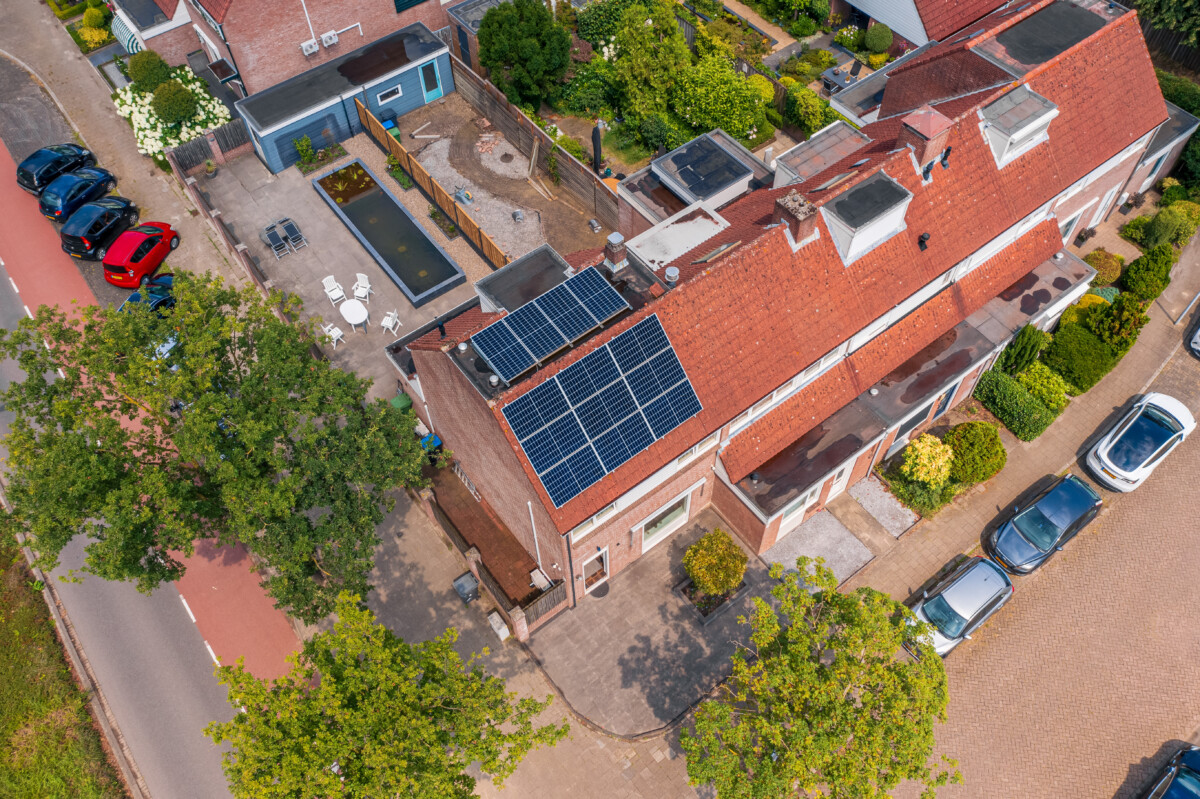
1087, 293, 1149, 355
944, 421, 1006, 484
639, 112, 689, 152
560, 58, 616, 116
128, 49, 172, 93
868, 52, 888, 69
1170, 199, 1200, 244
834, 25, 863, 49
997, 323, 1049, 376
150, 79, 198, 124
974, 371, 1056, 441
1058, 293, 1109, 327
293, 134, 315, 164
1015, 362, 1071, 415
575, 0, 637, 44
898, 433, 953, 488
785, 83, 830, 133
864, 23, 892, 53
747, 73, 775, 105
682, 529, 747, 596
557, 134, 585, 160
1082, 248, 1123, 285
809, 0, 831, 23
883, 468, 960, 517
1143, 206, 1186, 248
1041, 322, 1118, 394
81, 6, 105, 28
1160, 176, 1189, 206
789, 16, 817, 37
1157, 68, 1200, 117
1122, 244, 1175, 301
1089, 285, 1120, 303
1121, 214, 1150, 245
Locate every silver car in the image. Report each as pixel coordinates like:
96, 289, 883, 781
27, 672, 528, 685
908, 556, 1014, 657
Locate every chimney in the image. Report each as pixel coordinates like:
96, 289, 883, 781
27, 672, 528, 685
772, 189, 818, 244
897, 105, 953, 171
603, 231, 628, 274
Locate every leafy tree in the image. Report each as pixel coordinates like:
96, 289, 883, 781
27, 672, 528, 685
151, 79, 198, 124
864, 22, 893, 53
82, 6, 106, 28
478, 0, 571, 108
1136, 0, 1200, 46
206, 593, 568, 798
611, 0, 692, 124
997, 323, 1047, 376
681, 558, 959, 799
683, 529, 748, 596
575, 0, 638, 44
127, 48, 172, 93
0, 274, 430, 623
671, 55, 766, 139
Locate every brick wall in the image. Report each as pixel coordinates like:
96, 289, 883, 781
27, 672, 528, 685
451, 23, 482, 74
220, 0, 451, 94
409, 348, 570, 589
1125, 133, 1193, 199
710, 477, 768, 552
618, 193, 655, 240
1054, 143, 1154, 238
147, 23, 200, 66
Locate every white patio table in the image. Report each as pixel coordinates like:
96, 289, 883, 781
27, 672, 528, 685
339, 299, 369, 333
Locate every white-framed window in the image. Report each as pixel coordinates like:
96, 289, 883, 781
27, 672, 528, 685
377, 85, 403, 105
781, 485, 820, 521
1058, 210, 1084, 244
569, 502, 616, 544
636, 493, 691, 552
676, 433, 719, 467
728, 342, 848, 437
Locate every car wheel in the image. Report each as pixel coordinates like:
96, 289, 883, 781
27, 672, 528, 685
127, 210, 139, 225
170, 236, 180, 249
96, 247, 106, 260
104, 180, 115, 192
139, 274, 151, 287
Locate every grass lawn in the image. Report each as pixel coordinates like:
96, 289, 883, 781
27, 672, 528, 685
601, 127, 652, 173
0, 536, 126, 798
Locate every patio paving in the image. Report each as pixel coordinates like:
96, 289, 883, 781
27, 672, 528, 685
761, 509, 873, 583
527, 509, 778, 737
198, 151, 489, 402
849, 475, 917, 538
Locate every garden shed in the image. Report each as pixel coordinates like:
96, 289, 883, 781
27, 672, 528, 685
446, 0, 503, 73
235, 22, 453, 174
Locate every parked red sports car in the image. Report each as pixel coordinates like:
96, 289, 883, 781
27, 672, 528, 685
102, 222, 179, 288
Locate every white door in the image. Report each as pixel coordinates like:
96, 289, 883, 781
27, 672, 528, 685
1090, 186, 1119, 228
776, 485, 820, 541
825, 459, 854, 503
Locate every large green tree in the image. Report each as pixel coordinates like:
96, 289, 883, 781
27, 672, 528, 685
206, 593, 567, 797
671, 55, 766, 140
611, 0, 693, 123
478, 0, 571, 108
680, 558, 960, 799
0, 273, 428, 623
1136, 0, 1200, 45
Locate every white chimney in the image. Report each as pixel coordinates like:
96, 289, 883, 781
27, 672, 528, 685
603, 232, 627, 274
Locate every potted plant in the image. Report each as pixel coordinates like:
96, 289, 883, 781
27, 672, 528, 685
203, 158, 218, 179
677, 528, 749, 623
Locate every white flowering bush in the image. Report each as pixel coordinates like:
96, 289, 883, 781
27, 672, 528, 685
113, 66, 231, 157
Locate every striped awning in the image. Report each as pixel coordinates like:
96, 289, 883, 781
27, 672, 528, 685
110, 11, 143, 54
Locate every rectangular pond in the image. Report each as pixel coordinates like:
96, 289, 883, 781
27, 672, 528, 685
313, 159, 465, 306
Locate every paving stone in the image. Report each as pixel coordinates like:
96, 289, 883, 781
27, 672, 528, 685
849, 475, 918, 537
762, 509, 873, 582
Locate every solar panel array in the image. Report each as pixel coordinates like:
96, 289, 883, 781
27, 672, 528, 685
471, 267, 629, 383
503, 314, 703, 507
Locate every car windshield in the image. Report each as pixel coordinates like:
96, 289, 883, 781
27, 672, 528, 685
41, 189, 60, 203
922, 594, 967, 639
1012, 506, 1061, 551
1175, 767, 1200, 798
1109, 406, 1181, 471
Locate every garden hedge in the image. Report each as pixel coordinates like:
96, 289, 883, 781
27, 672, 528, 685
1143, 206, 1187, 248
1058, 293, 1109, 327
864, 23, 892, 54
1015, 361, 1070, 415
1122, 244, 1175, 301
944, 422, 1006, 484
128, 50, 172, 94
974, 371, 1055, 441
1041, 322, 1118, 394
1082, 248, 1123, 286
151, 79, 199, 124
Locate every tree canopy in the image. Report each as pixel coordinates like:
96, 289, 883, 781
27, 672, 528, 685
671, 55, 766, 140
0, 273, 429, 623
611, 0, 693, 123
680, 557, 960, 799
205, 593, 568, 798
1136, 0, 1200, 46
478, 0, 571, 108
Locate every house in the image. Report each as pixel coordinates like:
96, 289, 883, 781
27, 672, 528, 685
830, 0, 1009, 48
387, 0, 1196, 633
179, 0, 452, 97
235, 22, 453, 173
109, 0, 197, 65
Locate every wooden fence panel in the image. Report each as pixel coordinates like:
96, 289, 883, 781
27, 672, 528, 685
456, 210, 484, 249
212, 119, 250, 153
408, 159, 434, 195
355, 97, 370, 131
522, 581, 567, 627
481, 234, 507, 268
387, 136, 413, 174
431, 181, 456, 219
172, 136, 212, 172
1141, 18, 1200, 73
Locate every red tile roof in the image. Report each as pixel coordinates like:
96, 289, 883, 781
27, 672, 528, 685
194, 0, 233, 24
877, 49, 1012, 119
913, 0, 1009, 41
452, 7, 1167, 530
408, 306, 503, 352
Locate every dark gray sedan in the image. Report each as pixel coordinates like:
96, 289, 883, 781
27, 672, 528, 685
983, 474, 1102, 575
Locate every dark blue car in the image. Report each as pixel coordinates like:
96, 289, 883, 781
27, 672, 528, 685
16, 143, 94, 194
38, 167, 116, 223
118, 273, 175, 317
983, 474, 1102, 575
1140, 745, 1200, 798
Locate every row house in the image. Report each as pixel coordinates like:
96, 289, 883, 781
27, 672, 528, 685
388, 0, 1197, 635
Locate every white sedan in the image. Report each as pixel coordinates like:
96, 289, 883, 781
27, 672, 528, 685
1086, 392, 1196, 492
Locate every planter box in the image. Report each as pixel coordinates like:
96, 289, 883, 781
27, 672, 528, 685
674, 577, 749, 626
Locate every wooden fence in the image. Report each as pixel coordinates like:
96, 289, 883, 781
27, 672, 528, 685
172, 136, 213, 172
355, 97, 510, 270
447, 56, 621, 231
1141, 18, 1200, 73
171, 119, 254, 172
522, 580, 567, 627
213, 119, 251, 153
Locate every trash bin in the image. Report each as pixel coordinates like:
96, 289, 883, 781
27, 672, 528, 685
452, 572, 480, 604
390, 393, 413, 412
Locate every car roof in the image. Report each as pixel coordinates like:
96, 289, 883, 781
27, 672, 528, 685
1036, 475, 1100, 528
941, 558, 1008, 617
61, 204, 107, 233
107, 228, 149, 262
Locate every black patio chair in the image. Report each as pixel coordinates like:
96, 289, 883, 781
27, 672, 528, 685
278, 217, 308, 250
850, 60, 864, 78
261, 224, 290, 260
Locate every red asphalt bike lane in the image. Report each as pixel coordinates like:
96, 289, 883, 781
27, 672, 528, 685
0, 145, 298, 680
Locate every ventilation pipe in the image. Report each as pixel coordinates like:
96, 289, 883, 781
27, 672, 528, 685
664, 266, 680, 287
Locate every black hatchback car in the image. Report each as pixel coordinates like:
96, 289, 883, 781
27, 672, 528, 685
16, 143, 94, 194
60, 197, 139, 260
38, 167, 116, 223
983, 474, 1102, 575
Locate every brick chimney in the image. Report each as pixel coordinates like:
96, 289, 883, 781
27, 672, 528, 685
896, 105, 953, 168
773, 189, 819, 244
603, 231, 627, 274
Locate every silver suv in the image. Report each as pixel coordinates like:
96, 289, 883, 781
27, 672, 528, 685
908, 556, 1014, 657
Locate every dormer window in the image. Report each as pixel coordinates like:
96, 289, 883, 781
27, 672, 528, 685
981, 86, 1058, 168
820, 172, 913, 265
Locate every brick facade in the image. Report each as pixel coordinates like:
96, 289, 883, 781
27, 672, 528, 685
144, 22, 200, 66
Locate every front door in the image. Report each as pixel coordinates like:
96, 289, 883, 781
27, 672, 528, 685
420, 61, 443, 104
582, 547, 609, 593
457, 26, 472, 69
825, 459, 853, 503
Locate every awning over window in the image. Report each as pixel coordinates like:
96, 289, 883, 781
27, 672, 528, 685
110, 11, 143, 54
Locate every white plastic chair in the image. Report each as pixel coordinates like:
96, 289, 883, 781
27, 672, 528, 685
322, 276, 345, 306
322, 322, 345, 349
381, 310, 401, 335
352, 273, 374, 303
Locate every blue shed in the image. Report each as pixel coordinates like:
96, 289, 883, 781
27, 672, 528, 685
236, 22, 454, 174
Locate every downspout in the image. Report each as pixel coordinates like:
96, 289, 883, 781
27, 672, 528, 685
564, 534, 576, 606
527, 501, 548, 583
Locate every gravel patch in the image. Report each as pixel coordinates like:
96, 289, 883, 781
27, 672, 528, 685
416, 138, 545, 259
762, 511, 873, 584
849, 476, 917, 538
477, 134, 530, 180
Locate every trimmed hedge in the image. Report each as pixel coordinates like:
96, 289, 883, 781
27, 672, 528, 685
1089, 285, 1120, 303
1041, 322, 1118, 394
1144, 206, 1187, 248
996, 324, 1049, 376
1016, 361, 1070, 415
1082, 248, 1123, 286
1059, 293, 1109, 327
128, 49, 172, 94
944, 422, 1006, 484
1122, 244, 1175, 302
151, 79, 199, 124
882, 468, 960, 517
974, 371, 1055, 441
864, 23, 892, 53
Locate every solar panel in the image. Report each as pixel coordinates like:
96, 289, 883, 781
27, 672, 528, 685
471, 266, 629, 384
501, 314, 702, 507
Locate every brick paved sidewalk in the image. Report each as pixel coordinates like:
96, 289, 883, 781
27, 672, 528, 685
845, 238, 1200, 601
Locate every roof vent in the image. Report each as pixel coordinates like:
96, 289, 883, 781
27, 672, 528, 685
457, 342, 469, 353
664, 266, 680, 287
918, 232, 930, 251
488, 374, 500, 387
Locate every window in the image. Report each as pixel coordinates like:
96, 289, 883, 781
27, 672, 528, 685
981, 87, 1058, 168
569, 503, 616, 544
639, 495, 690, 551
781, 486, 820, 521
676, 433, 719, 467
377, 85, 402, 105
582, 547, 609, 592
1058, 211, 1083, 244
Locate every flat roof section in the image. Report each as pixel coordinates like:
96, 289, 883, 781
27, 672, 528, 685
114, 0, 170, 29
475, 245, 571, 312
653, 133, 753, 203
777, 122, 872, 184
237, 23, 444, 132
830, 42, 936, 123
981, 86, 1057, 137
827, 172, 910, 229
973, 0, 1119, 77
448, 0, 505, 31
619, 168, 689, 223
1146, 101, 1200, 162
